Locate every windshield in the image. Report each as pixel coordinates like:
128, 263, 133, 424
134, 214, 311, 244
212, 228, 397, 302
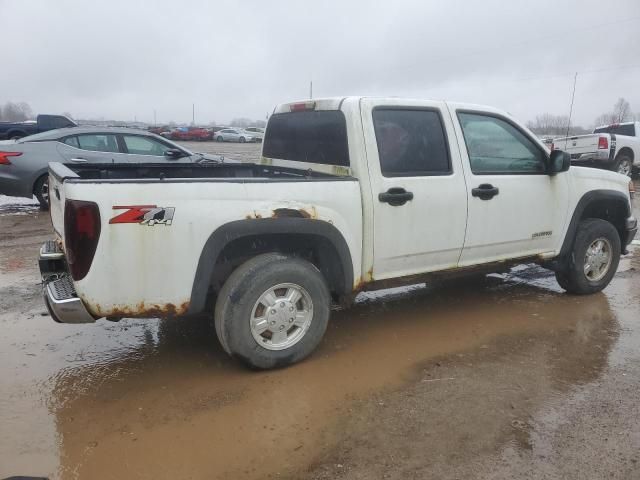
262, 110, 349, 166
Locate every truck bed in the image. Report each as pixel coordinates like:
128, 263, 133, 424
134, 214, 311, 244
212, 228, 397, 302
52, 162, 352, 183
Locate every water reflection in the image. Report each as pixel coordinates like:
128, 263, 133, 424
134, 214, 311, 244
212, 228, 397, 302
47, 267, 618, 479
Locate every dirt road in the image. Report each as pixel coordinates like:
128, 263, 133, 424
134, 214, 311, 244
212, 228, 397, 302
0, 157, 638, 479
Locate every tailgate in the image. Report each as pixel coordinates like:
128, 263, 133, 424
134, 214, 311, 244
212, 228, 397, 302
554, 134, 601, 155
48, 163, 77, 241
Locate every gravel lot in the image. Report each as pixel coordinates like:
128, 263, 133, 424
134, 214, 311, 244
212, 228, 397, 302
0, 153, 638, 479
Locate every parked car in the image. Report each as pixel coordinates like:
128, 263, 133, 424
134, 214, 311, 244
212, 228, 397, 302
215, 128, 255, 143
0, 114, 77, 140
553, 121, 640, 177
169, 127, 212, 141
39, 97, 636, 370
244, 127, 265, 142
0, 127, 223, 208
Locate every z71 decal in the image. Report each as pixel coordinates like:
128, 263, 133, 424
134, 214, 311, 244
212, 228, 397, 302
110, 205, 175, 226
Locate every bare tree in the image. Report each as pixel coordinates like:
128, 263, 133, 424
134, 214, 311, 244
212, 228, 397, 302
526, 113, 589, 136
613, 98, 632, 123
0, 101, 33, 121
230, 118, 252, 128
594, 98, 633, 126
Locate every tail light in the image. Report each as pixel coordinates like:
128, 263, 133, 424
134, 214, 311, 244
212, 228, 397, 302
64, 200, 101, 280
290, 101, 316, 112
598, 137, 608, 150
0, 151, 22, 165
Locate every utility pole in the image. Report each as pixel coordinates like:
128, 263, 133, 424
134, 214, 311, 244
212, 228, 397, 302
192, 103, 195, 125
562, 72, 578, 150
309, 80, 313, 99
153, 109, 157, 126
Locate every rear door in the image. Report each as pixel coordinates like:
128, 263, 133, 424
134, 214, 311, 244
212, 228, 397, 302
452, 108, 569, 265
360, 98, 468, 280
57, 133, 131, 164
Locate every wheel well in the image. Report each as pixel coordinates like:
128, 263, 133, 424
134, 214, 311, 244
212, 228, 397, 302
210, 233, 346, 299
580, 198, 628, 246
616, 147, 634, 162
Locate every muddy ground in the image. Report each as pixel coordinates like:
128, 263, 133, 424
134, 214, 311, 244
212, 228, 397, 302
0, 149, 638, 479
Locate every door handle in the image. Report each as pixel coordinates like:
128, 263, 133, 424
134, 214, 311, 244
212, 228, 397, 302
378, 187, 414, 206
70, 157, 87, 163
471, 183, 499, 200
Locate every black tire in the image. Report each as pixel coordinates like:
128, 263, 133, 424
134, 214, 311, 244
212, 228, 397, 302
34, 175, 50, 210
555, 218, 620, 294
214, 253, 330, 369
239, 136, 246, 143
216, 136, 224, 142
613, 154, 633, 177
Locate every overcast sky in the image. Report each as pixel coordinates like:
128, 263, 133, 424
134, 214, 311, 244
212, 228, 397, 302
2, 0, 638, 126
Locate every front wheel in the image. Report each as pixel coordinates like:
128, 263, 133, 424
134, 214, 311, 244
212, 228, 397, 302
239, 136, 246, 143
214, 253, 330, 369
34, 175, 50, 210
216, 136, 224, 142
555, 218, 620, 294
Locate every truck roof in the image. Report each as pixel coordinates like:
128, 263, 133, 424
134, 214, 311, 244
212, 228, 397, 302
272, 96, 506, 116
17, 126, 152, 142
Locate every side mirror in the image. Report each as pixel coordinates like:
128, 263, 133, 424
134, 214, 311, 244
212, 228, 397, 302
548, 150, 570, 175
164, 148, 183, 159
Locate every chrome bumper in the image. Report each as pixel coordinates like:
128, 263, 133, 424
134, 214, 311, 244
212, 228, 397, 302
44, 276, 97, 324
39, 240, 97, 324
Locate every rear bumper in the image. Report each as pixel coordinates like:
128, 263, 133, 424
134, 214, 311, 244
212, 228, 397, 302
39, 240, 97, 324
44, 277, 97, 324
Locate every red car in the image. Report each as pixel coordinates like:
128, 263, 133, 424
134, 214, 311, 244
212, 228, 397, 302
169, 127, 212, 141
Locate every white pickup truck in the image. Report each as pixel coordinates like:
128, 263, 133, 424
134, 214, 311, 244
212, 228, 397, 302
39, 97, 637, 369
553, 121, 640, 177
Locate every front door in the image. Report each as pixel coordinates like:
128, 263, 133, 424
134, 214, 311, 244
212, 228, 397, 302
451, 109, 569, 266
361, 98, 468, 280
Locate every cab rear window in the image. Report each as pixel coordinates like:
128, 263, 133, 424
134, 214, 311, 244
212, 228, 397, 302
263, 111, 349, 166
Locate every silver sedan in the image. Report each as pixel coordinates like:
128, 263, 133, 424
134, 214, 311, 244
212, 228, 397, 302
214, 128, 256, 143
0, 126, 223, 209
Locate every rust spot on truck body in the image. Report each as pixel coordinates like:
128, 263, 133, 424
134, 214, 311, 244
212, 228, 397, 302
88, 301, 190, 319
271, 208, 312, 219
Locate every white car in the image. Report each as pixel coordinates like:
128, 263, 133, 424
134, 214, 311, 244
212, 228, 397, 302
40, 97, 637, 370
553, 121, 640, 177
243, 127, 265, 142
214, 128, 254, 143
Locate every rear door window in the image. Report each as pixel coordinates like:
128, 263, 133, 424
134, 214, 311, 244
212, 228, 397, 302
76, 134, 119, 153
263, 111, 349, 166
373, 108, 451, 176
62, 136, 79, 148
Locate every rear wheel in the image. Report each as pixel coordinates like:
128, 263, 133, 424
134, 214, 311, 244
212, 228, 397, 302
214, 253, 330, 369
613, 154, 632, 177
34, 175, 50, 210
555, 218, 620, 294
239, 136, 246, 143
216, 136, 224, 142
